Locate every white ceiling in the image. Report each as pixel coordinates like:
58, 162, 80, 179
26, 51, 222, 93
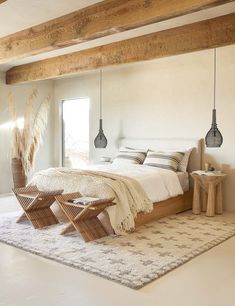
0, 0, 235, 72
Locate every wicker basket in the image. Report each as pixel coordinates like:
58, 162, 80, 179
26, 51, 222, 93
11, 158, 27, 188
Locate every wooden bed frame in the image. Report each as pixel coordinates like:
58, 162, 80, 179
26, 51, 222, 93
98, 190, 193, 234
135, 190, 193, 228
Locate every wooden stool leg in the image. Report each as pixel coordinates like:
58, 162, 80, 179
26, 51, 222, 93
193, 179, 201, 215
206, 182, 215, 217
16, 212, 28, 223
201, 189, 208, 212
26, 208, 59, 229
61, 223, 75, 235
216, 183, 223, 214
73, 217, 108, 242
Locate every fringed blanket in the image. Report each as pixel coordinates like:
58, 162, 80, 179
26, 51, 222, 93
30, 168, 153, 234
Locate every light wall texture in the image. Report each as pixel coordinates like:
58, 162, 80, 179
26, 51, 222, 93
54, 45, 235, 211
0, 73, 54, 193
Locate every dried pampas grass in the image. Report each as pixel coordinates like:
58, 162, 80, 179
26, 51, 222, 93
8, 89, 51, 174
24, 94, 51, 174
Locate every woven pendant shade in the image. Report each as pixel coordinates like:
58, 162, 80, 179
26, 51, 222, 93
94, 70, 108, 148
205, 109, 223, 147
94, 119, 107, 148
205, 49, 223, 148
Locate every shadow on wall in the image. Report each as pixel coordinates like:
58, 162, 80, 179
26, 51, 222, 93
114, 119, 124, 149
203, 153, 221, 170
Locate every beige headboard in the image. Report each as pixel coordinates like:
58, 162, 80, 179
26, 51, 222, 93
118, 138, 204, 173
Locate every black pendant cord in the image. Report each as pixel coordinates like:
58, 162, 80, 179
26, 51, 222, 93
213, 48, 217, 134
100, 69, 102, 121
94, 69, 107, 148
213, 48, 216, 110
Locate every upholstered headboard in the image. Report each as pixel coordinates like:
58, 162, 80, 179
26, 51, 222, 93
118, 138, 204, 173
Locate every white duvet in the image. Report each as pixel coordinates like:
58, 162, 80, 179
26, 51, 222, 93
84, 164, 183, 203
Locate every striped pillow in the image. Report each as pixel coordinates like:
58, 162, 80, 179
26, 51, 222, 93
143, 151, 184, 171
112, 149, 146, 165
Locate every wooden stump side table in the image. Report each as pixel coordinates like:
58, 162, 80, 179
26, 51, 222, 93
55, 192, 115, 242
13, 185, 64, 229
190, 172, 227, 217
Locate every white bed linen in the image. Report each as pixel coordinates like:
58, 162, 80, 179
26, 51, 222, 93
84, 164, 183, 203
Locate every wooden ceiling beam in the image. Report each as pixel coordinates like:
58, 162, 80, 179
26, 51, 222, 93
0, 0, 234, 64
6, 13, 235, 84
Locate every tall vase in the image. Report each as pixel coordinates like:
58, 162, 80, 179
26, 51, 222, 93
11, 158, 27, 188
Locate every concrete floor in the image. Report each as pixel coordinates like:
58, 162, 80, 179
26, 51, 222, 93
0, 195, 235, 306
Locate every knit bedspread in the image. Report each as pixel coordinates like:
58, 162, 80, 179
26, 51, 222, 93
30, 167, 153, 234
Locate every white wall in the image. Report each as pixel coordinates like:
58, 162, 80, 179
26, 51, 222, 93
0, 73, 54, 193
54, 44, 235, 211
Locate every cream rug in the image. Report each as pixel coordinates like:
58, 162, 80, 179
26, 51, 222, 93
0, 212, 235, 289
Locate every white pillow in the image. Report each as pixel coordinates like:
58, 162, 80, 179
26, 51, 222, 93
148, 147, 193, 172
178, 148, 193, 172
112, 148, 147, 165
143, 151, 184, 172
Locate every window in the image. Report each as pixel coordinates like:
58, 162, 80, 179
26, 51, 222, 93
62, 98, 90, 168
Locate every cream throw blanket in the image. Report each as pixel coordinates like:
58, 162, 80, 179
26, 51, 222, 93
30, 167, 153, 234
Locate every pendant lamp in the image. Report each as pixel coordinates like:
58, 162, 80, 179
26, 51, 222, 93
205, 48, 223, 147
94, 70, 108, 148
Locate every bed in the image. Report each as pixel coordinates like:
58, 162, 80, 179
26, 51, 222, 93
31, 138, 203, 234
98, 138, 203, 233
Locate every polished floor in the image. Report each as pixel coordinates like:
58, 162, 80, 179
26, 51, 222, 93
0, 195, 235, 306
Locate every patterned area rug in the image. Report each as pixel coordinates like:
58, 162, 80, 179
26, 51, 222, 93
0, 212, 235, 289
